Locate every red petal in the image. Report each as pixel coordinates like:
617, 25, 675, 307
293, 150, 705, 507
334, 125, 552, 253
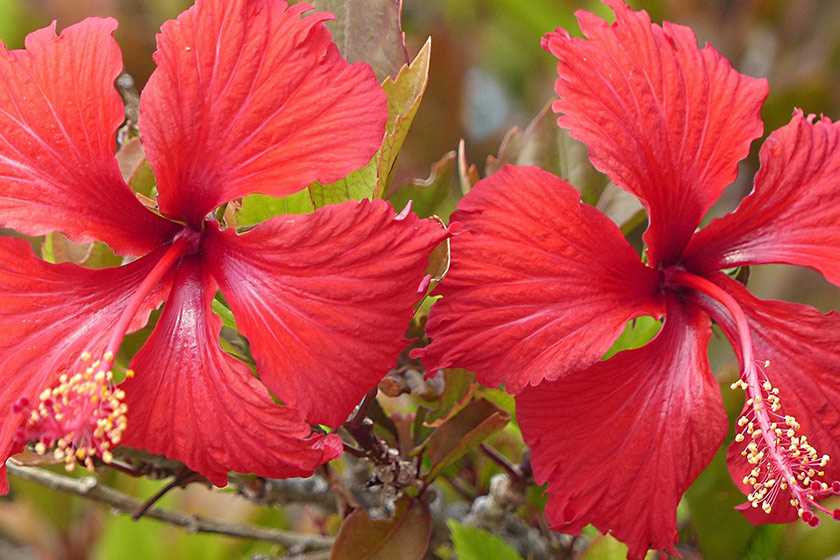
415, 165, 663, 392
202, 199, 447, 428
120, 257, 342, 486
0, 19, 178, 255
684, 111, 840, 286
141, 0, 387, 226
710, 276, 840, 523
544, 1, 767, 265
0, 237, 172, 493
516, 295, 726, 559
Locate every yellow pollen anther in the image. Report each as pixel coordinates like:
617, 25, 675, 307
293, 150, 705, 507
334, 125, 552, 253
15, 351, 129, 474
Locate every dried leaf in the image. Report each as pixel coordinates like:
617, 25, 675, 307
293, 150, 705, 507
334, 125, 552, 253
42, 233, 121, 268
388, 151, 456, 218
458, 139, 479, 195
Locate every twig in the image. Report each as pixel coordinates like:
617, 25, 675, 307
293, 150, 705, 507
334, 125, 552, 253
7, 462, 334, 552
316, 463, 358, 517
228, 473, 336, 512
348, 387, 379, 430
479, 443, 522, 481
132, 469, 206, 521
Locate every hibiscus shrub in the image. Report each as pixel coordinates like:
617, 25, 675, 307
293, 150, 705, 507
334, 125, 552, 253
2, 1, 840, 559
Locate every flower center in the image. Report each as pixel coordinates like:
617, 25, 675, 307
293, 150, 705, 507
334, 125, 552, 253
11, 228, 200, 470
12, 352, 129, 472
666, 270, 840, 525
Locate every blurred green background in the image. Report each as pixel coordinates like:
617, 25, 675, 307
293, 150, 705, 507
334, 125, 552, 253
1, 0, 840, 558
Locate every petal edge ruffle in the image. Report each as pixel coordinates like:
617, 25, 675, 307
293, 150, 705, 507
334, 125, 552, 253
0, 18, 178, 255
684, 111, 840, 287
416, 165, 664, 392
544, 0, 767, 265
141, 0, 387, 226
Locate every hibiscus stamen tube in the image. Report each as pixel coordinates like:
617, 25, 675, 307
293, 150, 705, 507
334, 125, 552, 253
667, 269, 840, 524
11, 231, 198, 472
100, 230, 199, 372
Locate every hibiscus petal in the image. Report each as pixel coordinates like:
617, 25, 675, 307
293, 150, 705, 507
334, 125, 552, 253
202, 199, 447, 428
0, 19, 178, 255
707, 275, 840, 523
120, 257, 342, 486
0, 237, 172, 493
543, 0, 767, 265
415, 165, 663, 392
141, 0, 387, 226
516, 295, 726, 559
684, 111, 840, 287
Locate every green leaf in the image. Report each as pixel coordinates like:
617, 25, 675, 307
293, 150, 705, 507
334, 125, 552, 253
306, 0, 409, 82
447, 520, 524, 560
330, 496, 432, 560
375, 38, 432, 197
577, 532, 634, 560
309, 154, 378, 209
474, 387, 516, 422
212, 297, 237, 331
424, 398, 511, 482
237, 154, 377, 223
237, 190, 315, 225
603, 316, 661, 359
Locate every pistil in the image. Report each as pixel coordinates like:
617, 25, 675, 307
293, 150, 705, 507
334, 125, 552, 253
667, 270, 840, 524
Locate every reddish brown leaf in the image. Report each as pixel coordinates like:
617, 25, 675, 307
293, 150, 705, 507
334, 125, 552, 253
330, 496, 432, 560
308, 0, 409, 82
423, 369, 477, 428
424, 398, 510, 482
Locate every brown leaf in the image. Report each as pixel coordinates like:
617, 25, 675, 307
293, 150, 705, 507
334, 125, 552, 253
330, 496, 432, 560
486, 101, 607, 204
308, 0, 409, 82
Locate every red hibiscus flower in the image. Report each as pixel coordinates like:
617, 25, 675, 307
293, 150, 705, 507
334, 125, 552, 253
416, 1, 840, 557
0, 0, 447, 492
